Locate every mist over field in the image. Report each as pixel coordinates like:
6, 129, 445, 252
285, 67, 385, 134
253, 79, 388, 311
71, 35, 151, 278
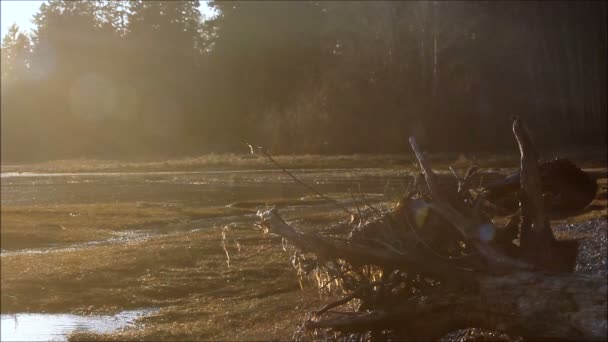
1, 1, 606, 163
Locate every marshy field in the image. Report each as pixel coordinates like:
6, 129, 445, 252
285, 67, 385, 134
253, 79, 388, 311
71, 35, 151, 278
1, 154, 606, 341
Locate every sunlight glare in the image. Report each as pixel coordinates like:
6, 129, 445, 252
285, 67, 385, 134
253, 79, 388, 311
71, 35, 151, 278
27, 39, 57, 81
68, 72, 117, 121
477, 223, 496, 242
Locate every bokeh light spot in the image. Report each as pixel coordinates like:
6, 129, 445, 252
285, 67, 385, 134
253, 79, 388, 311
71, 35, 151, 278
477, 223, 496, 242
409, 200, 430, 228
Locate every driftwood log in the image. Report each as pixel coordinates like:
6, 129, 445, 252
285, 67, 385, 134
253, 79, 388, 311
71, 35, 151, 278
483, 158, 598, 216
255, 117, 606, 341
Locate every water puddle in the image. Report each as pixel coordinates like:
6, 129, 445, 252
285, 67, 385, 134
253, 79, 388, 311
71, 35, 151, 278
0, 230, 154, 257
0, 308, 157, 341
0, 168, 383, 178
1, 199, 369, 257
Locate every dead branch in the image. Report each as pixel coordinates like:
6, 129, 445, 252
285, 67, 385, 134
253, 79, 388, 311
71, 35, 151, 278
513, 116, 580, 272
257, 209, 478, 283
409, 136, 533, 272
251, 119, 604, 341
246, 142, 353, 216
304, 272, 607, 341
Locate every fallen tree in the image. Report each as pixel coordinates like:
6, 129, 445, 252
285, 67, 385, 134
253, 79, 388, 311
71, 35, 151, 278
255, 117, 606, 341
483, 157, 598, 217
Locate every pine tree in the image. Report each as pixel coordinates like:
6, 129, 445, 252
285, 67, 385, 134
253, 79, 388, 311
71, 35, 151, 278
1, 24, 31, 85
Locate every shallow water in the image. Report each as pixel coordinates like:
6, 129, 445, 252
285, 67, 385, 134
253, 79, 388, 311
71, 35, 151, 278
0, 229, 154, 257
1, 168, 407, 256
0, 168, 410, 206
0, 308, 157, 341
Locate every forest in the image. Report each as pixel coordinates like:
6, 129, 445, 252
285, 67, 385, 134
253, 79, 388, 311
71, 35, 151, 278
1, 0, 606, 162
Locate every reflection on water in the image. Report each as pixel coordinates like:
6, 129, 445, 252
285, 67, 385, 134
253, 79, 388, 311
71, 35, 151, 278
0, 308, 157, 342
0, 230, 154, 257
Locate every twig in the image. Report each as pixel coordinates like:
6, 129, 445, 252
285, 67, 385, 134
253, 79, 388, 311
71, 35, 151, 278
478, 175, 485, 188
358, 184, 383, 218
449, 166, 462, 182
349, 188, 363, 227
221, 225, 231, 268
325, 311, 361, 316
245, 142, 352, 216
401, 200, 478, 262
320, 267, 352, 290
464, 165, 480, 180
403, 179, 412, 196
314, 281, 383, 317
409, 136, 533, 271
383, 179, 391, 198
459, 165, 480, 195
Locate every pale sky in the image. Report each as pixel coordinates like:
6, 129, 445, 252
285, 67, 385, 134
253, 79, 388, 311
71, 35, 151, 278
1, 0, 44, 36
1, 0, 216, 38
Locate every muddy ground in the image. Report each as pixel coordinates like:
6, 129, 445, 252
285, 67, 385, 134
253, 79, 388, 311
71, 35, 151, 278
1, 156, 605, 341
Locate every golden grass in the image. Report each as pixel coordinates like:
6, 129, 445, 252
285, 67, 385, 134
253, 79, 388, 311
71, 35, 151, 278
0, 194, 345, 340
1, 154, 405, 173
1, 222, 337, 340
0, 203, 254, 251
0, 153, 517, 174
2, 149, 605, 174
1, 163, 605, 341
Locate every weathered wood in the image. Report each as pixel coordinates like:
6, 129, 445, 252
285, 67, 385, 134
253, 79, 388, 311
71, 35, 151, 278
258, 208, 606, 341
409, 136, 534, 272
409, 137, 476, 239
513, 116, 581, 272
305, 272, 607, 341
483, 158, 598, 215
514, 116, 552, 237
257, 209, 478, 283
253, 118, 604, 341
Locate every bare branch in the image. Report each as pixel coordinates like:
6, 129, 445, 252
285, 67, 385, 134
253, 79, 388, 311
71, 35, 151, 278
512, 117, 551, 239
257, 209, 476, 281
409, 136, 533, 271
408, 137, 476, 239
245, 142, 353, 216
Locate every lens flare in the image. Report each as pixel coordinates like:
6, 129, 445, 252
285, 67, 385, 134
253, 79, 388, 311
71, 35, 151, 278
143, 95, 182, 137
409, 200, 430, 228
477, 223, 496, 242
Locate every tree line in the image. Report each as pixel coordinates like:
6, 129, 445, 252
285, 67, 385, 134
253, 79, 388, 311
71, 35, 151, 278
1, 0, 606, 162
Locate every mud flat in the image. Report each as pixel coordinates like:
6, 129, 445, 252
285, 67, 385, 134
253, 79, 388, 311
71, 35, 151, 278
1, 165, 605, 340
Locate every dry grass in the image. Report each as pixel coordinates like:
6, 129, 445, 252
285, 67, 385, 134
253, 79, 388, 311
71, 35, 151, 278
1, 203, 254, 251
0, 153, 518, 174
1, 160, 605, 341
1, 154, 410, 173
2, 149, 605, 174
1, 222, 339, 340
0, 195, 345, 340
